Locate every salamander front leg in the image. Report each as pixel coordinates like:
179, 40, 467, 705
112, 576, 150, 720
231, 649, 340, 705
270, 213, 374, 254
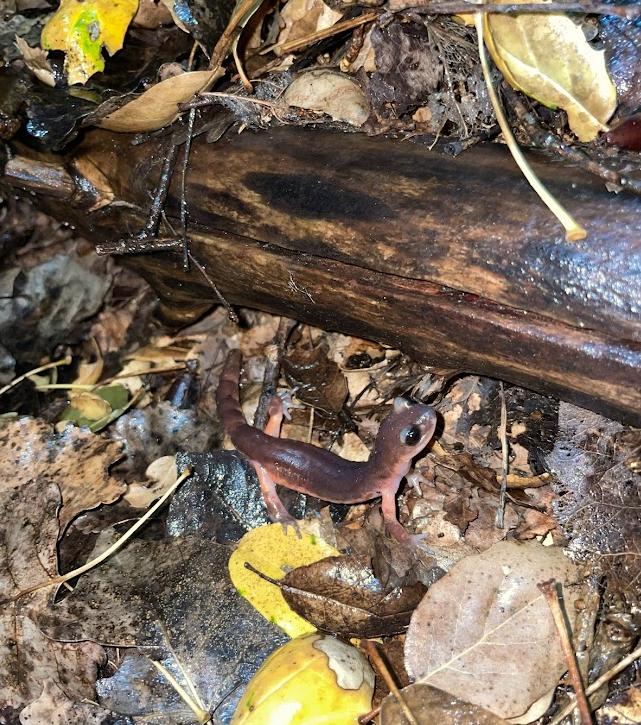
381, 489, 424, 547
263, 392, 292, 438
252, 460, 296, 524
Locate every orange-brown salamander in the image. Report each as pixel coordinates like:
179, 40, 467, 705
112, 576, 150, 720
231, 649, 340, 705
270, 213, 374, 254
216, 350, 437, 544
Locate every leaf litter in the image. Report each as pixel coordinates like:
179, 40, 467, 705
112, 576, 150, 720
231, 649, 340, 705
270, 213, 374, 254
1, 72, 641, 721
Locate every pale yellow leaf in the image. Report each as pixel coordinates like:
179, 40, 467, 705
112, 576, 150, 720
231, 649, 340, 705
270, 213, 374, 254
228, 521, 340, 638
484, 0, 616, 141
283, 69, 370, 127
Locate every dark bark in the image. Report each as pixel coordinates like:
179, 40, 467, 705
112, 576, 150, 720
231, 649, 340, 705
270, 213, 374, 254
3, 124, 641, 423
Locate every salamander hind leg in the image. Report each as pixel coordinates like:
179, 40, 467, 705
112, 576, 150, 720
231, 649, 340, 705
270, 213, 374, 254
251, 460, 300, 536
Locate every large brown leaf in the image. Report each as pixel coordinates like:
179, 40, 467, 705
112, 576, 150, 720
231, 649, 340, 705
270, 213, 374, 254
405, 540, 585, 720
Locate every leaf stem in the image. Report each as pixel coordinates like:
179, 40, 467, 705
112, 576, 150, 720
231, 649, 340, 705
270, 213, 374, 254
475, 11, 587, 241
0, 355, 72, 398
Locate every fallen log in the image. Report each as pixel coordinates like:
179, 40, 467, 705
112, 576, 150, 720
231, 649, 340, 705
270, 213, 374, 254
3, 124, 641, 424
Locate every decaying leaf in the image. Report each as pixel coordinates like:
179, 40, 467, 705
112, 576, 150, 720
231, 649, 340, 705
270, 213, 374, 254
0, 479, 105, 716
228, 521, 341, 637
405, 540, 585, 720
0, 417, 125, 534
283, 69, 370, 127
14, 35, 55, 87
282, 345, 349, 415
380, 683, 508, 724
280, 554, 427, 638
169, 450, 271, 540
232, 633, 374, 724
19, 681, 117, 724
40, 0, 139, 84
97, 68, 223, 133
36, 536, 288, 723
276, 0, 342, 47
483, 0, 617, 141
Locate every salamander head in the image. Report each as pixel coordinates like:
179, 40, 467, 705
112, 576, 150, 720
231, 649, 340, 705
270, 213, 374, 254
374, 397, 437, 462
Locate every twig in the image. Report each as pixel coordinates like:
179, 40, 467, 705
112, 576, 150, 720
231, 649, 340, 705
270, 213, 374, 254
179, 107, 197, 271
495, 381, 508, 528
150, 659, 210, 724
0, 355, 72, 398
406, 0, 641, 16
187, 251, 239, 324
253, 317, 297, 430
538, 580, 594, 725
6, 469, 192, 603
475, 10, 587, 241
548, 641, 641, 725
361, 640, 419, 725
262, 11, 379, 56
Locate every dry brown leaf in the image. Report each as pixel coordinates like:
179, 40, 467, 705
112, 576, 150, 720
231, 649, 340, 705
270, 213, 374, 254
98, 69, 223, 133
283, 69, 370, 126
19, 681, 115, 724
277, 0, 342, 47
380, 683, 508, 724
14, 35, 55, 87
0, 479, 105, 715
0, 417, 125, 534
279, 554, 427, 638
405, 540, 585, 720
484, 0, 616, 141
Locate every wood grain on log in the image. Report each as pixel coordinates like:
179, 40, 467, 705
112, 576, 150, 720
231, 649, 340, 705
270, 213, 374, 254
3, 125, 641, 423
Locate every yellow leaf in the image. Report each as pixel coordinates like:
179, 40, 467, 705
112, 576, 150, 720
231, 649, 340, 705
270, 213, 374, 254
483, 0, 616, 142
232, 633, 374, 725
41, 0, 139, 85
67, 392, 112, 420
228, 522, 340, 638
97, 69, 222, 132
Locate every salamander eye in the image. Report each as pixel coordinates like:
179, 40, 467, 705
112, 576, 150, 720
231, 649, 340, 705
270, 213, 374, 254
400, 424, 422, 446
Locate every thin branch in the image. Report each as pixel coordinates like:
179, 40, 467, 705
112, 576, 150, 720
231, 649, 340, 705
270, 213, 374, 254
361, 640, 419, 725
539, 580, 594, 725
475, 11, 587, 241
495, 381, 509, 528
407, 0, 641, 17
263, 11, 380, 56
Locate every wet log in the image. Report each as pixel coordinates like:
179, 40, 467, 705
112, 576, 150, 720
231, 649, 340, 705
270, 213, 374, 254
3, 124, 641, 424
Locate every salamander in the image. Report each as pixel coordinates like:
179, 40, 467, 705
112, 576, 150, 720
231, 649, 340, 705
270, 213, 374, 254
216, 349, 437, 543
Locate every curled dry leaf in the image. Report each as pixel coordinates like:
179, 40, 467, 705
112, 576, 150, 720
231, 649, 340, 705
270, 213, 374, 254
98, 69, 224, 133
280, 554, 427, 638
405, 540, 585, 720
283, 69, 370, 127
14, 36, 55, 87
276, 0, 343, 47
380, 683, 508, 725
282, 345, 348, 414
0, 417, 125, 535
483, 0, 617, 141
